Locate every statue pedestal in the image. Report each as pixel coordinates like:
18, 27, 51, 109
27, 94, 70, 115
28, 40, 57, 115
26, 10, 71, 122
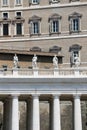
13, 68, 18, 76
54, 68, 59, 76
33, 68, 39, 77
74, 68, 80, 76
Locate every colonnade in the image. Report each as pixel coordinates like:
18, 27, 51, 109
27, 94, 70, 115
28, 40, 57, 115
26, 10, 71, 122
2, 94, 82, 130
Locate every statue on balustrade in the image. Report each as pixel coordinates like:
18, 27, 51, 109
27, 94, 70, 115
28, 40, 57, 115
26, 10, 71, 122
53, 55, 58, 69
13, 54, 18, 68
74, 56, 80, 68
32, 54, 38, 68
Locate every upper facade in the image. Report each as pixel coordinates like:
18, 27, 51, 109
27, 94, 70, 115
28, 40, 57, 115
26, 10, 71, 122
0, 0, 87, 68
0, 0, 86, 7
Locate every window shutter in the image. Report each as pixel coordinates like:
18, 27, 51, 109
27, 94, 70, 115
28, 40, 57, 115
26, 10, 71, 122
29, 22, 33, 35
69, 19, 72, 32
49, 21, 52, 34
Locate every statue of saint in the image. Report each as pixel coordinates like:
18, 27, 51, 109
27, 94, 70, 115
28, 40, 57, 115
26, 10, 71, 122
13, 54, 18, 68
53, 55, 58, 68
74, 56, 80, 67
32, 54, 37, 68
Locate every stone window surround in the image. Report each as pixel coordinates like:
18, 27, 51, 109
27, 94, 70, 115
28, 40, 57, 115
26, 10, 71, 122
15, 0, 23, 6
49, 0, 60, 4
29, 0, 39, 5
29, 15, 42, 36
69, 44, 82, 65
48, 13, 62, 35
69, 12, 82, 33
1, 0, 9, 7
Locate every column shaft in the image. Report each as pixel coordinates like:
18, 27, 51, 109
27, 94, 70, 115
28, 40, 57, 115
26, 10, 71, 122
53, 95, 61, 130
32, 95, 40, 130
74, 95, 82, 130
11, 95, 19, 130
27, 99, 33, 130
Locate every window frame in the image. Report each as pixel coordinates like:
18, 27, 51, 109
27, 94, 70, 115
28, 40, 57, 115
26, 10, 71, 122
49, 14, 61, 35
1, 0, 9, 7
29, 15, 41, 36
29, 0, 39, 5
49, 0, 60, 4
30, 21, 40, 35
69, 12, 82, 33
15, 0, 22, 6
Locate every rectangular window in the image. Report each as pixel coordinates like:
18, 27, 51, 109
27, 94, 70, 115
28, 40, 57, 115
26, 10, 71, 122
50, 20, 59, 33
52, 21, 59, 33
16, 12, 21, 17
2, 0, 8, 6
70, 18, 80, 32
16, 0, 21, 5
16, 23, 22, 35
3, 13, 8, 19
32, 0, 38, 4
32, 22, 39, 34
3, 24, 9, 36
72, 19, 79, 31
73, 51, 79, 63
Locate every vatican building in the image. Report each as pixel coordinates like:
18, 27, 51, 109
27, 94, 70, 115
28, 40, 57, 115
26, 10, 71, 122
0, 0, 87, 130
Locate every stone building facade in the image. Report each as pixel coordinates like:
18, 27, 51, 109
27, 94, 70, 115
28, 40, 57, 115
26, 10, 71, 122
0, 1, 87, 130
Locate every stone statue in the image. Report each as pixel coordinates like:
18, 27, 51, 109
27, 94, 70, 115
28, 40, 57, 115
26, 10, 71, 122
74, 56, 80, 67
32, 54, 37, 68
13, 54, 18, 68
53, 55, 58, 68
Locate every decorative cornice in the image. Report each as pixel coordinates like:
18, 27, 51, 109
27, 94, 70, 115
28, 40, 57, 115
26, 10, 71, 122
0, 34, 87, 43
0, 2, 87, 12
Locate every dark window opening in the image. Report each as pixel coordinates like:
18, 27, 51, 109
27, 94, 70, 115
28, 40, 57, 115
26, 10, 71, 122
3, 24, 9, 36
16, 23, 22, 35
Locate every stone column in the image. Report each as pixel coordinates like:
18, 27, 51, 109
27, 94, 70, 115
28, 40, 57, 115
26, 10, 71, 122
3, 98, 12, 130
11, 95, 19, 130
74, 95, 82, 130
50, 99, 53, 130
26, 98, 33, 130
53, 95, 61, 130
32, 95, 40, 130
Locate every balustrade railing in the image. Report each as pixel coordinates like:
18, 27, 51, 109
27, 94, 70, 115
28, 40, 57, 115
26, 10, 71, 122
0, 67, 87, 77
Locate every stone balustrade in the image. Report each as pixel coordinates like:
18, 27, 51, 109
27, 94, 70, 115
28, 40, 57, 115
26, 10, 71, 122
0, 67, 87, 77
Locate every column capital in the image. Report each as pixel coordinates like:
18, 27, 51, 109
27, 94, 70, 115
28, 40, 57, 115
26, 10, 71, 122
32, 94, 40, 99
73, 94, 81, 99
11, 93, 20, 98
52, 94, 61, 99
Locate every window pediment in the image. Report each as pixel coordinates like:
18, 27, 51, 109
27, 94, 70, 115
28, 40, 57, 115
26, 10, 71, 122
69, 12, 82, 19
0, 18, 11, 23
48, 13, 61, 22
29, 15, 41, 22
69, 44, 82, 51
12, 16, 25, 23
49, 46, 61, 53
30, 46, 41, 52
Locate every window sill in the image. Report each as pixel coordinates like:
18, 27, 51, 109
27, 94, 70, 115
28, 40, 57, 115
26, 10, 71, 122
49, 32, 61, 35
13, 35, 24, 37
2, 5, 9, 7
69, 30, 81, 34
30, 33, 41, 36
15, 4, 22, 6
1, 35, 11, 37
29, 3, 39, 6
